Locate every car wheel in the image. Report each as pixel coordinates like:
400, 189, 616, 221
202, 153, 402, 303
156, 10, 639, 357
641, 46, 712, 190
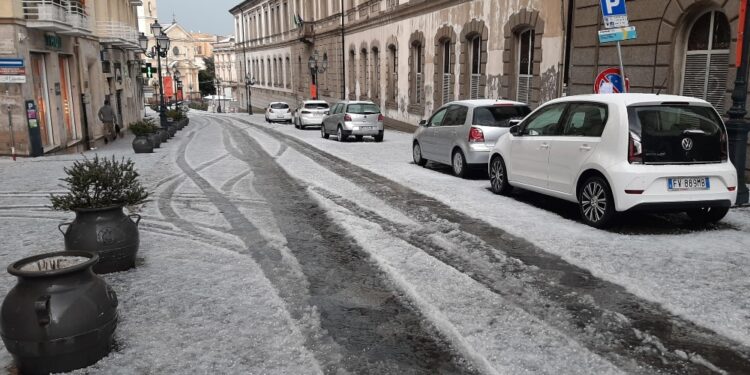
686, 206, 729, 224
321, 125, 329, 139
489, 155, 512, 195
337, 126, 347, 142
413, 142, 427, 167
578, 176, 615, 229
374, 131, 384, 143
452, 149, 468, 178
355, 135, 364, 142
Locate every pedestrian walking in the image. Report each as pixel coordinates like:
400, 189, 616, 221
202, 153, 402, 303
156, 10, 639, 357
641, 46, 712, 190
98, 100, 116, 144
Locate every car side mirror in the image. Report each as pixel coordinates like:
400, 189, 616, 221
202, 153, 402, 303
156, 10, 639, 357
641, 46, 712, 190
419, 120, 428, 127
509, 124, 521, 136
509, 119, 522, 127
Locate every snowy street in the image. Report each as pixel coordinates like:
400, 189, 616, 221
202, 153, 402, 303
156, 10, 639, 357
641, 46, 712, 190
1, 112, 749, 374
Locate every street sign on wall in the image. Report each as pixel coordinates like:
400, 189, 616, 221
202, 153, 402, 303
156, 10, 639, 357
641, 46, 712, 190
0, 59, 26, 83
600, 0, 629, 29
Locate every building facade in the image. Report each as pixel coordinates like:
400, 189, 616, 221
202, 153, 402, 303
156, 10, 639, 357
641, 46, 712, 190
230, 0, 568, 130
568, 0, 750, 177
213, 35, 239, 109
0, 0, 145, 156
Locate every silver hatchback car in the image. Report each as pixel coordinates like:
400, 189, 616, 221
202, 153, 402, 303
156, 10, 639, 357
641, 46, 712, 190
412, 100, 531, 177
321, 101, 384, 142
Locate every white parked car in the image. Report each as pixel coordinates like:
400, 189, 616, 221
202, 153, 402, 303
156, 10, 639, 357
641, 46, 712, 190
488, 94, 738, 228
294, 100, 329, 129
265, 102, 292, 123
412, 100, 531, 178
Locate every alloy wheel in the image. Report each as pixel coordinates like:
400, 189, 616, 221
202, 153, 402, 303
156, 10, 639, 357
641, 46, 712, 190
490, 157, 506, 193
581, 181, 607, 223
452, 152, 464, 176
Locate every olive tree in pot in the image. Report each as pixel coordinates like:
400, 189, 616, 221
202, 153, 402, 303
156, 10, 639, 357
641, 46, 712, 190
52, 156, 149, 274
1, 252, 118, 374
143, 118, 161, 149
129, 121, 155, 154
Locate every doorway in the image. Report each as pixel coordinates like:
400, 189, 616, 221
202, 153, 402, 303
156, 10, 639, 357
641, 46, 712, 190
30, 53, 54, 147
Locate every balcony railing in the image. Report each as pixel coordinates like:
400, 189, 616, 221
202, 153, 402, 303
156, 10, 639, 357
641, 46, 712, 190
62, 0, 91, 36
97, 21, 140, 49
298, 21, 314, 44
23, 0, 72, 32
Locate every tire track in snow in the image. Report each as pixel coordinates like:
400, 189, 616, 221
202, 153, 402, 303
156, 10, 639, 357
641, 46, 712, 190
226, 116, 750, 374
206, 118, 481, 374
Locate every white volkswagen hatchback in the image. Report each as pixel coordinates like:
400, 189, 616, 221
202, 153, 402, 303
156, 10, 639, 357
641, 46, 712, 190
488, 94, 738, 228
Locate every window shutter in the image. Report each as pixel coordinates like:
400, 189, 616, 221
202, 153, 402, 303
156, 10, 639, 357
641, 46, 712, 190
682, 54, 708, 102
470, 74, 481, 99
707, 53, 728, 113
517, 75, 532, 104
442, 73, 451, 104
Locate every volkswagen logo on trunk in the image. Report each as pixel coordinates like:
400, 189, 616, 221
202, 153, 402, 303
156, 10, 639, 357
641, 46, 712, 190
681, 138, 694, 151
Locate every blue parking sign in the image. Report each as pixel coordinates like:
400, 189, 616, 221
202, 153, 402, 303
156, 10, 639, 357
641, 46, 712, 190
600, 0, 627, 17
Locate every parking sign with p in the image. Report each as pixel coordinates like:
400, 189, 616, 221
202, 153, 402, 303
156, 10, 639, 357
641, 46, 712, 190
600, 0, 629, 29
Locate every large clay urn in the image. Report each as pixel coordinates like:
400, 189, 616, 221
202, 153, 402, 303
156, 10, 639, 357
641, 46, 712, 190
1, 251, 118, 374
59, 206, 141, 274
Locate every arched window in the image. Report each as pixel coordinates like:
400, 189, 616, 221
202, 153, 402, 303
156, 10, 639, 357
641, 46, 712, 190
387, 44, 398, 106
286, 57, 291, 89
469, 36, 482, 99
682, 11, 730, 112
349, 49, 357, 99
434, 27, 456, 108
414, 42, 423, 104
517, 28, 534, 104
360, 47, 369, 99
459, 20, 487, 100
371, 47, 380, 103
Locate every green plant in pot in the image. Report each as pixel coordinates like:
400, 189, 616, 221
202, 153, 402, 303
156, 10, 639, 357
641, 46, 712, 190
52, 156, 149, 274
165, 109, 181, 135
142, 118, 161, 149
129, 120, 155, 154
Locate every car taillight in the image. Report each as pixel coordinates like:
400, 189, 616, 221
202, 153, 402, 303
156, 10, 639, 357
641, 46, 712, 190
628, 131, 643, 164
344, 114, 352, 121
469, 127, 485, 143
378, 114, 384, 122
720, 131, 728, 161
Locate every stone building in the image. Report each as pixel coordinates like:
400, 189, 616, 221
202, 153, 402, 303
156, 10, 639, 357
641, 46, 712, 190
213, 35, 239, 107
0, 0, 145, 156
230, 0, 568, 129
567, 0, 750, 177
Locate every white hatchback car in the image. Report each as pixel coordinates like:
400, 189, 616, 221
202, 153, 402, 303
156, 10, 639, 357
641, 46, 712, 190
294, 100, 329, 129
265, 102, 292, 123
488, 94, 738, 228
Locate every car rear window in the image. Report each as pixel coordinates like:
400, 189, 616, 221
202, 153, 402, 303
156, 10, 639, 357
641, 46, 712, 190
347, 104, 380, 114
473, 105, 531, 127
304, 103, 329, 109
271, 103, 289, 109
628, 104, 725, 164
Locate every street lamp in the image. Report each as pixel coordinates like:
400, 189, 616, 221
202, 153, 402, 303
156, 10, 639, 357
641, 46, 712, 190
727, 3, 750, 206
215, 78, 222, 113
308, 51, 327, 100
173, 68, 182, 103
244, 73, 255, 115
150, 21, 170, 128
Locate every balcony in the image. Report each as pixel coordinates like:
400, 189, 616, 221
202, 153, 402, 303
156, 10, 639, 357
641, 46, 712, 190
23, 0, 72, 32
60, 1, 91, 36
129, 0, 143, 5
297, 21, 314, 44
97, 21, 140, 49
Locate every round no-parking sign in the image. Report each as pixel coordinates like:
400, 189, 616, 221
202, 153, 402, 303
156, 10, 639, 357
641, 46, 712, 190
594, 67, 629, 93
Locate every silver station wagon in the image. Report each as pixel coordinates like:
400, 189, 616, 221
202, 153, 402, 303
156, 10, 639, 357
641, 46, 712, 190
413, 100, 531, 177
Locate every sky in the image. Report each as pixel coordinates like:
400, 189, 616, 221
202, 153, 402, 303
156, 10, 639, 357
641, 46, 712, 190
157, 0, 237, 36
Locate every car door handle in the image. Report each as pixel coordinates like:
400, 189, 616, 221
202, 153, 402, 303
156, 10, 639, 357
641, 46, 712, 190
580, 145, 592, 151
539, 143, 550, 150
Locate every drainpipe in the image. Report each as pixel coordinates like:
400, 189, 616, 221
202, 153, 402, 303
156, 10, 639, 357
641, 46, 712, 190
73, 42, 90, 150
341, 0, 346, 100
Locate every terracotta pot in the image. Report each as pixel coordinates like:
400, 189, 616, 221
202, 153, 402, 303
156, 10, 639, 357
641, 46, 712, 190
1, 251, 118, 374
58, 206, 141, 274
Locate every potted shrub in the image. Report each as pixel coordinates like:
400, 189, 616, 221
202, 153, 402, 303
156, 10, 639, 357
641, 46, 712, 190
52, 156, 149, 274
166, 109, 184, 131
165, 110, 179, 136
129, 120, 155, 154
1, 251, 118, 373
144, 119, 161, 149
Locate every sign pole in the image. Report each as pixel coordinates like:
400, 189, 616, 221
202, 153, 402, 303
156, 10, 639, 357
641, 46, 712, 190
7, 103, 15, 161
616, 41, 627, 93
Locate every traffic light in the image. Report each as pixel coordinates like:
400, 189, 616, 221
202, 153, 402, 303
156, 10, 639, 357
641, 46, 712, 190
141, 63, 153, 78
